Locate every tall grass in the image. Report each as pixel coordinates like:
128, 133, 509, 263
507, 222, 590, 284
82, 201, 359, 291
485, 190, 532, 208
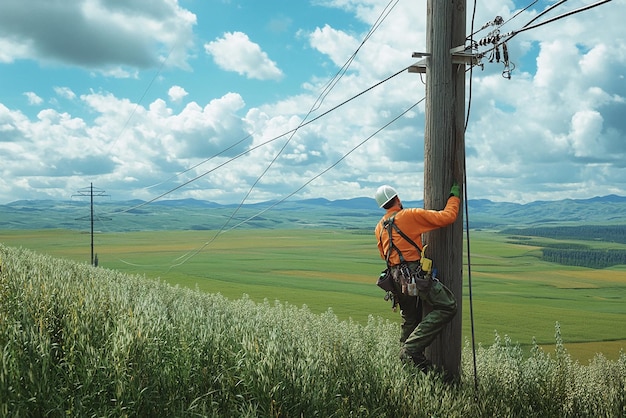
1, 244, 624, 417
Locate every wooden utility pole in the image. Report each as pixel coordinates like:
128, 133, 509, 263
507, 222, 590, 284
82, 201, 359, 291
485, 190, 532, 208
411, 0, 468, 376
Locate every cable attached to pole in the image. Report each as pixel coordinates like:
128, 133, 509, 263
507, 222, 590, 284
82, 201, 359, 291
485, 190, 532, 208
463, 168, 479, 396
465, 0, 480, 397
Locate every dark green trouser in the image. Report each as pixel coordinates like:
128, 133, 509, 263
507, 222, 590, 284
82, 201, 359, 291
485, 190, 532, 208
392, 263, 457, 357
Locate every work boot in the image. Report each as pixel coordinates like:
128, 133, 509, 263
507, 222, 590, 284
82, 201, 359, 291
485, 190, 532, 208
399, 348, 433, 373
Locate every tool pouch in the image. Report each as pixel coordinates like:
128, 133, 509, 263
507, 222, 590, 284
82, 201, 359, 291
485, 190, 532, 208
376, 268, 395, 293
413, 270, 433, 292
399, 263, 432, 296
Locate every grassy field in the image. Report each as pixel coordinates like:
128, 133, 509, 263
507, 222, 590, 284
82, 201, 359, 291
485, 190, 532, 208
4, 243, 623, 416
1, 228, 625, 362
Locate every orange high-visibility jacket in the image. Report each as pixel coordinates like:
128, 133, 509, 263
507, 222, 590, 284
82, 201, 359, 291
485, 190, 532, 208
375, 196, 460, 266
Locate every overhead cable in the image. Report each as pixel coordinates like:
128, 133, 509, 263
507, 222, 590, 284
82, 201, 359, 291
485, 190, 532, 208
465, 0, 480, 397
143, 132, 254, 191
168, 97, 425, 269
472, 0, 614, 76
521, 0, 570, 30
507, 0, 613, 38
196, 0, 405, 253
168, 64, 412, 267
312, 0, 401, 112
118, 66, 410, 214
501, 0, 539, 28
148, 0, 400, 196
467, 0, 538, 40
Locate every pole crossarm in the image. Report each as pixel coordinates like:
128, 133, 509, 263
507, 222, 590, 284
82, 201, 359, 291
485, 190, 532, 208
408, 47, 480, 73
408, 52, 429, 73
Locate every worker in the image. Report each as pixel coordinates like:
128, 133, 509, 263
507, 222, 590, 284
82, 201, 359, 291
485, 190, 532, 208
374, 183, 460, 372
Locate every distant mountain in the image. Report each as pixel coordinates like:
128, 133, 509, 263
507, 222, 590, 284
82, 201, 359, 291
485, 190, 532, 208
574, 194, 626, 204
152, 198, 221, 208
1, 195, 625, 232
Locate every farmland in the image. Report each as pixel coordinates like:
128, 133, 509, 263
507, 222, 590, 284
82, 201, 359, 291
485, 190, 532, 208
2, 241, 625, 417
2, 227, 625, 362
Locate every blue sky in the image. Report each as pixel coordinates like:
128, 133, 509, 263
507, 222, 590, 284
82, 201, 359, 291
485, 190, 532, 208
1, 0, 625, 205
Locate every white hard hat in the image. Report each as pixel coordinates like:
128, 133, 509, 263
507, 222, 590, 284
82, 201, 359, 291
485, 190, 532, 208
375, 185, 398, 208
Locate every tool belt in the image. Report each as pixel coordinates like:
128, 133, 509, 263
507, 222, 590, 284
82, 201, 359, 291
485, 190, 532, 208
376, 212, 435, 307
392, 261, 433, 296
377, 260, 433, 296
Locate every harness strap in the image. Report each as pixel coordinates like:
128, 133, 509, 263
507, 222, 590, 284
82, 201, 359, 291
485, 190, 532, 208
380, 211, 422, 266
383, 215, 403, 265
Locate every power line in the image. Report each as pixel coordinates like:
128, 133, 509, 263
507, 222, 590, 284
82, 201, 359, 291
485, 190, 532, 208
195, 0, 406, 253
168, 97, 426, 269
143, 0, 401, 198
520, 0, 570, 31
115, 1, 436, 268
507, 0, 614, 39
118, 65, 410, 214
501, 0, 540, 28
312, 0, 401, 112
478, 0, 568, 46
223, 99, 425, 234
106, 63, 413, 276
473, 0, 614, 62
143, 132, 254, 191
168, 66, 412, 268
466, 0, 539, 41
462, 0, 615, 388
112, 96, 424, 270
465, 0, 615, 80
465, 0, 480, 397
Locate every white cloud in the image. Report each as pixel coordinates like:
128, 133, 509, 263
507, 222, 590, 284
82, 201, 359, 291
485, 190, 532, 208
24, 92, 44, 105
569, 110, 603, 157
0, 0, 196, 72
204, 32, 283, 80
309, 25, 360, 67
10, 90, 248, 199
455, 0, 626, 202
0, 37, 31, 63
0, 0, 625, 205
168, 85, 188, 103
54, 87, 77, 100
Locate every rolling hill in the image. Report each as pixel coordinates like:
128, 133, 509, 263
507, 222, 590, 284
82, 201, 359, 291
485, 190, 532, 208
1, 194, 625, 232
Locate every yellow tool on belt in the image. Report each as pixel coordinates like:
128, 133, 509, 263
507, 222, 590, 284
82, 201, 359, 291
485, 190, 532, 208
420, 244, 432, 273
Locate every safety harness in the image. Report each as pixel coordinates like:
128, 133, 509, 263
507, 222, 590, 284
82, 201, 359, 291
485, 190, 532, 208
376, 211, 435, 310
380, 211, 422, 266
380, 211, 433, 272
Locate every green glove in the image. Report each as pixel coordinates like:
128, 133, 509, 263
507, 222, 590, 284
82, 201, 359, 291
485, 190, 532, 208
450, 182, 460, 198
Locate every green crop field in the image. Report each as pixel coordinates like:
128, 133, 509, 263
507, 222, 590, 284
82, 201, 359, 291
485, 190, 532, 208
2, 228, 625, 362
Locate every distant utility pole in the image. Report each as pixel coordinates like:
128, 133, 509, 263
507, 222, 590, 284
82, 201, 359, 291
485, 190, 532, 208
410, 0, 474, 377
73, 183, 109, 266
